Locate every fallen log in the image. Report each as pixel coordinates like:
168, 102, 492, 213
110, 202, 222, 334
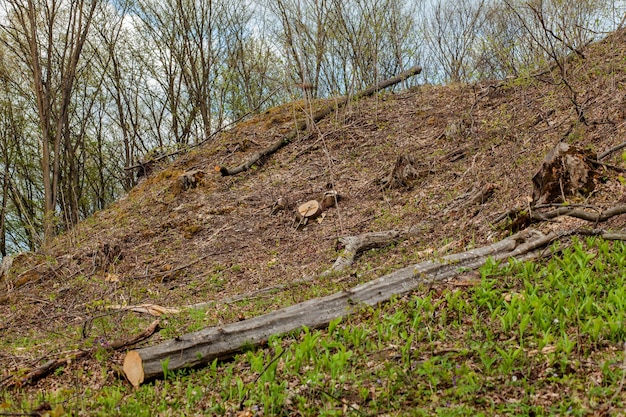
217, 65, 422, 177
124, 228, 565, 385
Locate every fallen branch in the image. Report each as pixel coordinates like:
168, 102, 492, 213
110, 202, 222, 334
531, 204, 626, 222
2, 320, 159, 390
217, 135, 299, 176
496, 204, 626, 229
124, 228, 577, 384
444, 183, 497, 215
217, 66, 422, 177
107, 304, 180, 317
324, 230, 406, 275
598, 140, 626, 160
587, 158, 626, 173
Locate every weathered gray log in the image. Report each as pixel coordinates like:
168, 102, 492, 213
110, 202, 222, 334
218, 66, 422, 176
124, 228, 552, 383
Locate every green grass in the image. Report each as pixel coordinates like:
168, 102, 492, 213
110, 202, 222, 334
5, 237, 626, 415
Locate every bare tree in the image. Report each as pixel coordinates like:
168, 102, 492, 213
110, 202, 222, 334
267, 0, 421, 96
1, 0, 101, 243
502, 0, 606, 123
423, 0, 488, 83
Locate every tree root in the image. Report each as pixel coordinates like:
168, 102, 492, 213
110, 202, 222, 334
496, 203, 626, 229
323, 230, 406, 275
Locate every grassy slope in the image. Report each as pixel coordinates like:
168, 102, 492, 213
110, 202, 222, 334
4, 30, 626, 415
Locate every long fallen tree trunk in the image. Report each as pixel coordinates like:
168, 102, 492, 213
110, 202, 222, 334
217, 65, 422, 176
123, 227, 585, 385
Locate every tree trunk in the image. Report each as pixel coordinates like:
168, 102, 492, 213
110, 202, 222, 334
0, 166, 9, 257
5, 0, 98, 244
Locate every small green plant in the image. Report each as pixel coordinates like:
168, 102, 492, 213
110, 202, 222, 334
161, 358, 171, 380
7, 239, 626, 416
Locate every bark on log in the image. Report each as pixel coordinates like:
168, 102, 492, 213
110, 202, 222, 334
218, 66, 422, 177
124, 228, 561, 383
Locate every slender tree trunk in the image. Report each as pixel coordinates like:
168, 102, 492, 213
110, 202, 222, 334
0, 163, 9, 257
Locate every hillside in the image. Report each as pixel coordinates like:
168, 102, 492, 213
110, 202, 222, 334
4, 29, 626, 414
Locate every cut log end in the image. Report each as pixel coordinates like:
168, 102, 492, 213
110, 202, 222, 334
123, 351, 145, 388
297, 200, 322, 220
215, 165, 230, 176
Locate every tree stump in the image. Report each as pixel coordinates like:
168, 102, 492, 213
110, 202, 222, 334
532, 142, 597, 205
321, 191, 339, 210
177, 169, 206, 192
379, 154, 422, 190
